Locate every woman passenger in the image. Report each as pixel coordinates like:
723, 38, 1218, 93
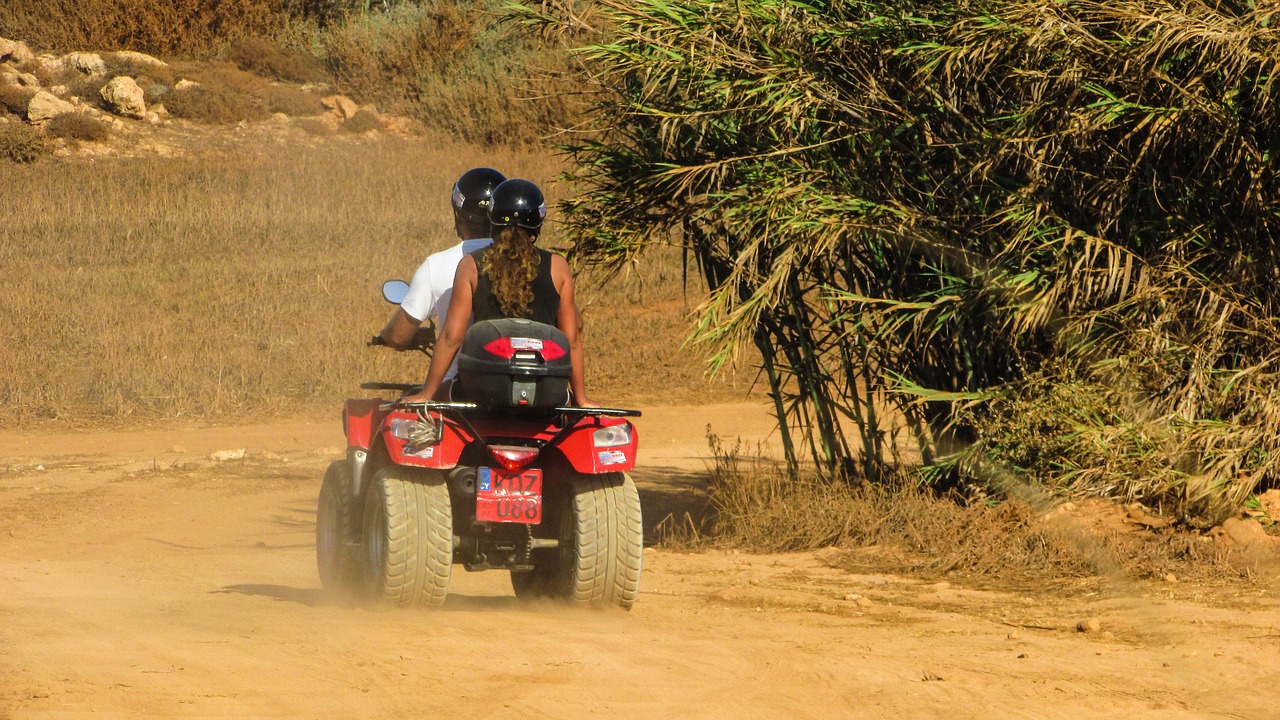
407, 178, 597, 407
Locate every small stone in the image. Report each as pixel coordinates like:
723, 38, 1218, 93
1017, 652, 1030, 659
843, 593, 860, 602
169, 445, 187, 453
1164, 573, 1178, 583
1095, 649, 1107, 656
1006, 630, 1020, 640
34, 465, 45, 472
210, 448, 246, 462
1077, 618, 1102, 633
854, 597, 874, 608
174, 79, 201, 91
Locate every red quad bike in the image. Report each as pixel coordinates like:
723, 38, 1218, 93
315, 280, 643, 609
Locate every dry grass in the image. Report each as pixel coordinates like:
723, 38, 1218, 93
659, 436, 1269, 593
0, 136, 742, 426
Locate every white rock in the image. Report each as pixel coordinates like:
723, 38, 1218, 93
100, 76, 146, 119
0, 38, 35, 66
174, 79, 200, 91
26, 91, 74, 123
63, 52, 105, 75
210, 448, 246, 462
110, 50, 167, 69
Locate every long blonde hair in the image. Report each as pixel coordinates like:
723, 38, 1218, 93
481, 225, 540, 317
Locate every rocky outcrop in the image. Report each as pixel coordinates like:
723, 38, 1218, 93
100, 76, 146, 119
321, 94, 359, 120
26, 91, 74, 123
0, 37, 35, 66
61, 52, 106, 75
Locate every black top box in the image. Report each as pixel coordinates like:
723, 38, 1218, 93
458, 319, 572, 408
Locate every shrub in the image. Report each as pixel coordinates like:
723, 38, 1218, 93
0, 122, 49, 163
163, 63, 272, 123
102, 53, 176, 86
45, 112, 111, 142
264, 84, 325, 116
165, 85, 269, 123
341, 108, 382, 133
0, 0, 291, 57
0, 81, 35, 117
293, 116, 335, 135
322, 3, 577, 144
227, 36, 327, 84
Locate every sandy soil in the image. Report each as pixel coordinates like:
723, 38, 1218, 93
2, 402, 1278, 719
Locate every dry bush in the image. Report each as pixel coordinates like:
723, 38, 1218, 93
0, 122, 49, 163
102, 53, 176, 87
0, 0, 291, 56
0, 81, 35, 117
265, 84, 324, 116
227, 36, 327, 84
293, 116, 335, 135
323, 4, 579, 144
0, 137, 734, 425
165, 85, 269, 123
341, 108, 383, 133
683, 437, 1258, 590
45, 113, 111, 142
163, 63, 275, 123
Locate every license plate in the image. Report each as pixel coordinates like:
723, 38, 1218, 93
475, 467, 543, 524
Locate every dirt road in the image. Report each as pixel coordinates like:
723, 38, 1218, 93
2, 403, 1277, 719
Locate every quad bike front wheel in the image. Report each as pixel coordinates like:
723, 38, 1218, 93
316, 460, 360, 595
512, 472, 643, 609
361, 466, 453, 606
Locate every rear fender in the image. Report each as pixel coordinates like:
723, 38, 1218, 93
343, 399, 384, 450
554, 416, 638, 474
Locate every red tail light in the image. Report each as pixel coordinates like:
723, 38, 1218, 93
487, 445, 541, 471
482, 337, 567, 362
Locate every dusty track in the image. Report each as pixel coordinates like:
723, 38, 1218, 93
1, 403, 1277, 719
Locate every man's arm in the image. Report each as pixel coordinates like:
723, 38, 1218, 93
378, 307, 423, 350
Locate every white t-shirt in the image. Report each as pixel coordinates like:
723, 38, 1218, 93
401, 238, 493, 380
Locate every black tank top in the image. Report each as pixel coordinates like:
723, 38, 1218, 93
471, 247, 561, 325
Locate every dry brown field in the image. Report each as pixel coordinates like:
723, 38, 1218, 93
0, 134, 746, 427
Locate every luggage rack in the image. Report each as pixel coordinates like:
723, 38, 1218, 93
362, 381, 641, 430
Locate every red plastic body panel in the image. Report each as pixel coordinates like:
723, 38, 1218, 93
348, 397, 639, 475
556, 416, 639, 474
343, 398, 384, 450
382, 410, 472, 469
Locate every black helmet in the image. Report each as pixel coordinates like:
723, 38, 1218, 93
451, 167, 506, 221
487, 178, 546, 230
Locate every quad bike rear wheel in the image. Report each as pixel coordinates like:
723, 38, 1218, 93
512, 472, 643, 609
316, 460, 360, 595
361, 466, 453, 606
